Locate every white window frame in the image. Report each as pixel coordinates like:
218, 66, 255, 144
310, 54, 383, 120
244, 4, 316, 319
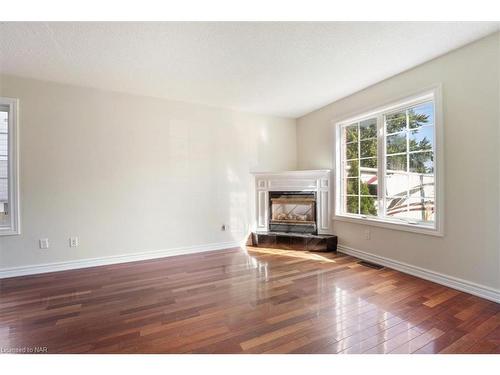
0, 97, 20, 236
333, 85, 444, 236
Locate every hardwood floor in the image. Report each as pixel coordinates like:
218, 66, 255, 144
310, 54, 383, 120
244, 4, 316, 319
0, 246, 499, 354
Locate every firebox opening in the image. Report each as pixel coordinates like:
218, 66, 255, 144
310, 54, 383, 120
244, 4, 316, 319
269, 191, 317, 234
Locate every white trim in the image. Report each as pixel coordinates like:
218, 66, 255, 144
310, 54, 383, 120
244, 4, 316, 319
0, 97, 20, 236
335, 93, 435, 127
338, 244, 500, 304
251, 169, 332, 234
251, 169, 331, 177
331, 85, 444, 237
0, 240, 242, 279
333, 214, 443, 237
330, 84, 442, 127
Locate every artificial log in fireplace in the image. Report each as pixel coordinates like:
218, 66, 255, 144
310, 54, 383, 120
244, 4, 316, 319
269, 191, 317, 234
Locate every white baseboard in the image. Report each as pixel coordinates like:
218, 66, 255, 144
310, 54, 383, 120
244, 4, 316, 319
337, 245, 500, 304
0, 241, 243, 279
3, 241, 498, 304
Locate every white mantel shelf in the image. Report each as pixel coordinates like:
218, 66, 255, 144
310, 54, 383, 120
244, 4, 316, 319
251, 169, 332, 235
251, 169, 331, 176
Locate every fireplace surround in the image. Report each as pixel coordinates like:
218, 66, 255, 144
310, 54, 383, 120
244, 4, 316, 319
249, 170, 336, 252
251, 170, 332, 235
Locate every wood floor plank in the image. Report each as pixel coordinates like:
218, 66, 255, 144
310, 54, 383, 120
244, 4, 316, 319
0, 246, 498, 354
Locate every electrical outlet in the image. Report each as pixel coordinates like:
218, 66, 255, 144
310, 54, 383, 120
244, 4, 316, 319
39, 238, 49, 249
364, 228, 371, 240
69, 236, 79, 247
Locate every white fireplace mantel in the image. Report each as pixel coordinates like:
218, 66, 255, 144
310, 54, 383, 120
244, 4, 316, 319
250, 170, 332, 234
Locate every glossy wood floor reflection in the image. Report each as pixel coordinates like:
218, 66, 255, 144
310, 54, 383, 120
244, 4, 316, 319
1, 247, 499, 354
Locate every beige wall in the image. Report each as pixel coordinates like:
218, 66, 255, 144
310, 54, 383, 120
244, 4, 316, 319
297, 33, 500, 290
1, 33, 499, 293
0, 75, 297, 268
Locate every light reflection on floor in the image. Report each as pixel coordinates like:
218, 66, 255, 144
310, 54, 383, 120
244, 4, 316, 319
246, 246, 337, 263
242, 246, 404, 341
237, 246, 448, 353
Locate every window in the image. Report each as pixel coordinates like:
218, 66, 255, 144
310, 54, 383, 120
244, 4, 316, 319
0, 97, 20, 235
334, 88, 442, 235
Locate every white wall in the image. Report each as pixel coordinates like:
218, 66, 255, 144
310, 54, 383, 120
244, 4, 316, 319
0, 75, 297, 269
297, 33, 500, 290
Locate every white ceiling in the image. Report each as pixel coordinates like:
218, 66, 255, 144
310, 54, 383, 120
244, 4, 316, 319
0, 22, 498, 118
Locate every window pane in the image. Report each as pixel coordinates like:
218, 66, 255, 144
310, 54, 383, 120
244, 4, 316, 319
0, 177, 6, 198
386, 196, 435, 223
409, 174, 434, 198
360, 196, 378, 216
385, 173, 408, 197
346, 178, 359, 195
345, 124, 358, 143
386, 154, 407, 172
409, 102, 433, 129
341, 118, 374, 219
0, 110, 7, 224
360, 170, 377, 196
386, 133, 407, 155
0, 133, 7, 156
409, 152, 433, 173
408, 198, 435, 222
346, 196, 359, 214
0, 177, 7, 212
345, 160, 359, 177
384, 100, 435, 225
360, 139, 377, 158
0, 159, 7, 178
360, 118, 377, 139
346, 142, 358, 160
385, 111, 406, 133
409, 126, 433, 152
386, 197, 408, 219
0, 111, 7, 133
360, 157, 377, 168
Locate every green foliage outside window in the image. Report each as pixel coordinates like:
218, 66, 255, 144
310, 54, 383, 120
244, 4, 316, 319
344, 103, 434, 218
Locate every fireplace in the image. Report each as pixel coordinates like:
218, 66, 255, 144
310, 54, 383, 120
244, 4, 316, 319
252, 170, 332, 235
250, 170, 336, 252
269, 191, 317, 234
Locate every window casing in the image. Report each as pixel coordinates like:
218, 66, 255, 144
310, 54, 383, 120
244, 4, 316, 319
0, 97, 20, 235
334, 87, 443, 236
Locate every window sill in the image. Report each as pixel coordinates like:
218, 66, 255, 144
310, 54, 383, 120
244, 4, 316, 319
333, 214, 443, 237
0, 227, 20, 236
